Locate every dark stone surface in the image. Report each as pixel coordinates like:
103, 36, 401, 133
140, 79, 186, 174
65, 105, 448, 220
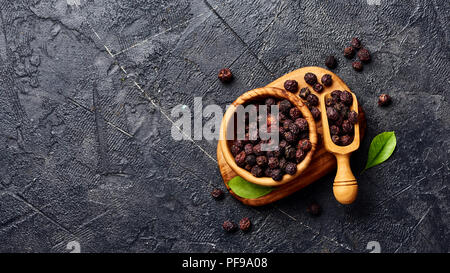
0, 0, 448, 253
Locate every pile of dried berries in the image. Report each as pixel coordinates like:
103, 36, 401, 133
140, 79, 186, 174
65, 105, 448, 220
325, 90, 359, 146
230, 96, 312, 181
344, 37, 371, 72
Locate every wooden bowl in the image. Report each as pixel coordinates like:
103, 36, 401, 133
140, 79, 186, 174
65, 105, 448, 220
219, 86, 318, 187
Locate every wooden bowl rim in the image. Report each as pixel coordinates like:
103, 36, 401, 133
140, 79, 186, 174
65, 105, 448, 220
219, 86, 318, 187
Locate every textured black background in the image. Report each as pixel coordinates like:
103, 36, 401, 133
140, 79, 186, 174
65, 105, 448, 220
0, 0, 448, 253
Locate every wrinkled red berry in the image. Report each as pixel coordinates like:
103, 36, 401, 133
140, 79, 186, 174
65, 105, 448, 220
310, 107, 321, 120
348, 110, 358, 125
357, 48, 371, 62
352, 61, 363, 72
304, 73, 317, 85
211, 188, 224, 200
235, 151, 246, 167
285, 146, 296, 160
351, 37, 362, 49
306, 94, 319, 106
321, 74, 332, 87
340, 91, 353, 106
298, 139, 312, 152
325, 56, 337, 69
268, 157, 279, 169
218, 68, 233, 83
313, 83, 324, 93
271, 168, 284, 181
285, 162, 297, 175
340, 135, 353, 146
378, 94, 391, 106
284, 80, 299, 93
289, 107, 302, 120
295, 149, 306, 163
299, 87, 311, 99
326, 107, 339, 121
223, 220, 238, 232
344, 46, 355, 58
278, 99, 292, 113
239, 217, 251, 232
251, 165, 263, 177
294, 118, 308, 132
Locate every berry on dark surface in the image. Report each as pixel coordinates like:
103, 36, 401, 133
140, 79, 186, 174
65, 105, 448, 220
344, 46, 355, 58
251, 165, 263, 177
231, 144, 241, 156
245, 154, 257, 166
378, 94, 392, 106
306, 202, 321, 216
211, 188, 224, 200
223, 220, 238, 232
218, 68, 233, 83
352, 61, 363, 71
284, 80, 299, 93
313, 83, 324, 93
285, 162, 297, 175
321, 74, 333, 87
289, 107, 302, 120
341, 120, 353, 134
299, 87, 311, 100
325, 55, 337, 69
306, 94, 319, 106
330, 125, 340, 135
304, 72, 317, 85
357, 48, 371, 62
271, 169, 284, 181
310, 107, 321, 120
235, 151, 246, 167
239, 217, 251, 232
351, 37, 362, 49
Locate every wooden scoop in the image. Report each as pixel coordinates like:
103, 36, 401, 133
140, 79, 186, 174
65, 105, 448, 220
319, 91, 360, 204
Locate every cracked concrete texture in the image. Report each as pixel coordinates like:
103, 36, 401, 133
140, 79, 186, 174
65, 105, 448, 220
0, 0, 448, 253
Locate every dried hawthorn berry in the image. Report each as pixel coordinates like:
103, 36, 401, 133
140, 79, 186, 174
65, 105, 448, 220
340, 135, 353, 146
285, 146, 296, 160
299, 87, 311, 100
331, 135, 340, 145
341, 120, 353, 134
306, 202, 321, 216
295, 149, 306, 163
244, 164, 252, 171
239, 217, 251, 232
306, 94, 319, 106
344, 46, 355, 59
256, 155, 268, 167
289, 123, 300, 135
357, 48, 371, 62
279, 157, 288, 170
231, 144, 241, 156
352, 61, 363, 72
283, 119, 293, 131
245, 154, 257, 166
298, 139, 312, 152
284, 80, 299, 93
233, 139, 245, 149
268, 157, 279, 169
278, 99, 292, 113
325, 55, 337, 69
251, 165, 263, 177
284, 131, 296, 143
378, 94, 391, 106
235, 151, 246, 167
289, 107, 301, 120
304, 72, 317, 85
348, 110, 358, 125
330, 125, 340, 135
223, 220, 238, 232
334, 116, 344, 127
218, 68, 233, 83
326, 107, 339, 121
265, 97, 276, 106
325, 97, 334, 107
253, 143, 263, 156
310, 107, 321, 120
211, 188, 224, 200
285, 162, 297, 175
313, 83, 324, 93
340, 91, 353, 106
351, 37, 362, 49
321, 74, 333, 87
271, 169, 283, 181
294, 118, 308, 132
264, 168, 272, 177
244, 143, 254, 155
331, 90, 342, 99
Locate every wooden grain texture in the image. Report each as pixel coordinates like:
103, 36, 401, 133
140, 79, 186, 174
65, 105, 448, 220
217, 67, 367, 206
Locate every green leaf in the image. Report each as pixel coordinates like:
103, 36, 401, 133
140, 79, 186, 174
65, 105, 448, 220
228, 176, 273, 199
363, 131, 397, 171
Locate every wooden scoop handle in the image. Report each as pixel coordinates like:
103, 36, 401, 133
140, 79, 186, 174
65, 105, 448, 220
333, 154, 358, 204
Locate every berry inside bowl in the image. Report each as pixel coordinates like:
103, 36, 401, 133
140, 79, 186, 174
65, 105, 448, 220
219, 87, 318, 187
